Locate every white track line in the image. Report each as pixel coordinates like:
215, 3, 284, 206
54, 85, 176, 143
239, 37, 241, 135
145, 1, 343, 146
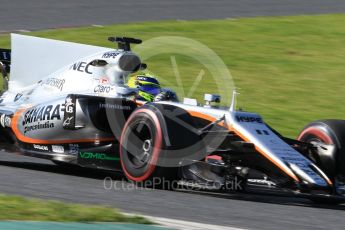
125, 213, 248, 230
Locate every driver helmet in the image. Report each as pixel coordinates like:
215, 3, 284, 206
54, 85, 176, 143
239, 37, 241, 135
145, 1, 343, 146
127, 74, 161, 102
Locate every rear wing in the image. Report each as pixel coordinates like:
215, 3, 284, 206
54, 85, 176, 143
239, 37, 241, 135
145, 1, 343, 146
0, 48, 11, 77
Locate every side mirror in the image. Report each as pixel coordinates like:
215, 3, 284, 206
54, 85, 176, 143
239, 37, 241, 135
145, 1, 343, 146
204, 94, 221, 105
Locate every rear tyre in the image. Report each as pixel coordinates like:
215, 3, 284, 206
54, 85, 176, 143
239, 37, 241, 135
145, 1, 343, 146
119, 107, 177, 189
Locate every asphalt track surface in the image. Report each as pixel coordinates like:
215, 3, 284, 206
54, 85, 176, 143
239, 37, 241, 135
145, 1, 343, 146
1, 1, 345, 229
0, 0, 345, 32
0, 152, 345, 230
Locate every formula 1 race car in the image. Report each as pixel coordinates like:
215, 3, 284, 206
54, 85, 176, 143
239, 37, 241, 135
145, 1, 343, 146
0, 34, 344, 204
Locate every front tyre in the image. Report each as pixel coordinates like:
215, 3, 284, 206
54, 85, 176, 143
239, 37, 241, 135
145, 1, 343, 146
119, 107, 176, 187
298, 120, 345, 204
297, 120, 345, 178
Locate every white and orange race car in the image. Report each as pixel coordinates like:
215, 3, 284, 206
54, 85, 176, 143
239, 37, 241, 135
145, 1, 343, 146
0, 35, 344, 204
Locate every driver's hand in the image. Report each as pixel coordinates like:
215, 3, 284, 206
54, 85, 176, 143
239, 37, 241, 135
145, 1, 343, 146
154, 89, 178, 102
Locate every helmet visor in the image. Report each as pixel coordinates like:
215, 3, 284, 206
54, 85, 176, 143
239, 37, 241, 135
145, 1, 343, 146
139, 85, 161, 96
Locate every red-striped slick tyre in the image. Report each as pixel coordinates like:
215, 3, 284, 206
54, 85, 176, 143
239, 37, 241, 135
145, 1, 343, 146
119, 107, 177, 188
297, 120, 345, 178
298, 120, 345, 204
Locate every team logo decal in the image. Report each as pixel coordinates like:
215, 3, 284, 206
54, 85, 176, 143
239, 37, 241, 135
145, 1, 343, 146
63, 95, 76, 130
65, 96, 74, 114
22, 104, 63, 134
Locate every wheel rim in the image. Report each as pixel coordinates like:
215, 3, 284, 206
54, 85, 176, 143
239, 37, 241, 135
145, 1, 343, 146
125, 120, 155, 169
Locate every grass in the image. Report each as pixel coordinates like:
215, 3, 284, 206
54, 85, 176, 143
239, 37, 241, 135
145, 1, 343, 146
0, 194, 151, 223
1, 14, 345, 137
